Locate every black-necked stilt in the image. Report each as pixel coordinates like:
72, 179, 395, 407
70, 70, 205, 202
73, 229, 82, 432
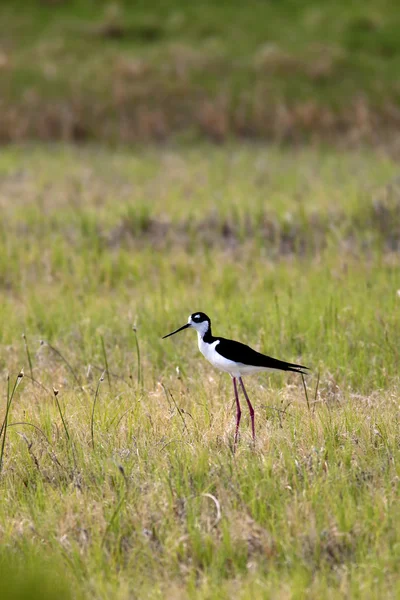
163, 312, 309, 445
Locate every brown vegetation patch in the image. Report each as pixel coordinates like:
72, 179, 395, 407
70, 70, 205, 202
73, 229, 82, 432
1, 87, 400, 147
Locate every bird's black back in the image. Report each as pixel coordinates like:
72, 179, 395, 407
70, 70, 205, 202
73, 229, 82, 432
215, 337, 308, 374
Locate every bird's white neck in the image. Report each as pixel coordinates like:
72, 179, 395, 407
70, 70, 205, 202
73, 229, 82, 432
192, 320, 210, 340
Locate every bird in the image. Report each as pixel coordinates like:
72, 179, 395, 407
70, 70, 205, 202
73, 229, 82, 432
162, 312, 309, 445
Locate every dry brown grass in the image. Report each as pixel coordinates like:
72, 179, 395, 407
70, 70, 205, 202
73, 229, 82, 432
2, 91, 400, 147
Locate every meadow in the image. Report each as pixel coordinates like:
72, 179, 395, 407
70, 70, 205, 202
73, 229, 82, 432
0, 143, 399, 598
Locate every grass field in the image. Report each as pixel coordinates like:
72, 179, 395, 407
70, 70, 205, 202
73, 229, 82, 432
1, 0, 400, 142
0, 143, 399, 598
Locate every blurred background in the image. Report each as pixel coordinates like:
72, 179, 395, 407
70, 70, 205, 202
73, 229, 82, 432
1, 0, 400, 145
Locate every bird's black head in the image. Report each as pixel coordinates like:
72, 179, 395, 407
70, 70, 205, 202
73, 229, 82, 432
189, 312, 210, 325
162, 312, 211, 339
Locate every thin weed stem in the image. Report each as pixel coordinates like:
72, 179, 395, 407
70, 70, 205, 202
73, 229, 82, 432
313, 370, 320, 414
161, 382, 172, 409
0, 371, 23, 439
101, 465, 128, 546
0, 370, 24, 474
301, 373, 310, 413
0, 376, 10, 441
23, 374, 52, 395
43, 341, 83, 390
107, 405, 136, 432
101, 493, 126, 547
22, 333, 34, 381
53, 388, 70, 442
101, 335, 112, 390
90, 364, 129, 385
162, 383, 188, 433
8, 421, 51, 445
132, 326, 142, 387
91, 371, 105, 450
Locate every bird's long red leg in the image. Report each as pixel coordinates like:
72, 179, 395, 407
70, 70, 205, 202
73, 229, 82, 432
233, 377, 241, 446
239, 377, 255, 441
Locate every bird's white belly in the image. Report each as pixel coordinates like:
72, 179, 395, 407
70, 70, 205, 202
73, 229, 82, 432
198, 336, 268, 377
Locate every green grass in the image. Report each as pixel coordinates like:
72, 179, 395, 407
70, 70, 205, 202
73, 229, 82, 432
1, 0, 400, 141
0, 142, 400, 598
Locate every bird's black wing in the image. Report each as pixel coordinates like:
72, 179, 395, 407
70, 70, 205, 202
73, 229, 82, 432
215, 337, 309, 374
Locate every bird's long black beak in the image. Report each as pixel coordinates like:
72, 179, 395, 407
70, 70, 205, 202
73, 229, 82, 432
162, 323, 190, 339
